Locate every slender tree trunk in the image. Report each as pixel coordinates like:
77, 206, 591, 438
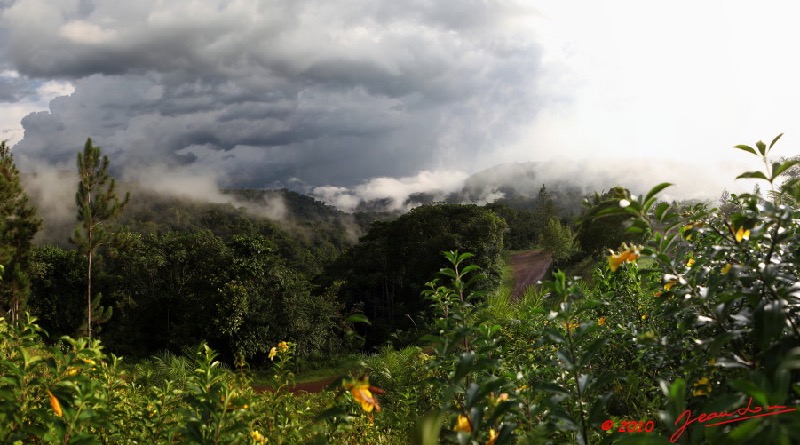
87, 237, 93, 340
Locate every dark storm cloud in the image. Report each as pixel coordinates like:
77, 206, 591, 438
2, 0, 543, 193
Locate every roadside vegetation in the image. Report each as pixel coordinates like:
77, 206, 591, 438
1, 136, 799, 443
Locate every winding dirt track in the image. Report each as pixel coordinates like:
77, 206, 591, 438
510, 250, 552, 301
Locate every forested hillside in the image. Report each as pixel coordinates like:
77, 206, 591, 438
14, 148, 570, 362
3, 137, 800, 444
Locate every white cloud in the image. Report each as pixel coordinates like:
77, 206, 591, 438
498, 1, 800, 167
124, 163, 231, 203
1, 69, 20, 79
59, 20, 118, 44
36, 80, 75, 101
0, 78, 74, 145
313, 170, 469, 211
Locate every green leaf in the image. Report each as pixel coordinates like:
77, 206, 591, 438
756, 140, 767, 155
769, 133, 784, 149
727, 416, 764, 440
772, 160, 800, 179
345, 314, 370, 324
536, 382, 571, 395
735, 144, 758, 155
557, 350, 576, 371
68, 432, 100, 445
315, 406, 348, 421
708, 332, 734, 356
544, 328, 566, 344
461, 264, 481, 274
654, 202, 671, 221
495, 423, 516, 445
730, 379, 768, 406
454, 353, 476, 382
778, 347, 800, 372
736, 171, 769, 181
668, 378, 686, 412
411, 410, 445, 445
579, 337, 609, 368
644, 182, 673, 204
549, 405, 579, 430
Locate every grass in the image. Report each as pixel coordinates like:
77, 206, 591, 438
251, 353, 365, 387
487, 249, 548, 319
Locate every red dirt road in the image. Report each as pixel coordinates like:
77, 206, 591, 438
510, 250, 552, 300
254, 378, 336, 394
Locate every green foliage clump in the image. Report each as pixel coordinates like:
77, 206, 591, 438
326, 203, 507, 347
29, 230, 350, 363
0, 140, 42, 325
577, 187, 645, 256
539, 217, 578, 263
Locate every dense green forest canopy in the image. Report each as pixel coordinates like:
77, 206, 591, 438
4, 140, 648, 363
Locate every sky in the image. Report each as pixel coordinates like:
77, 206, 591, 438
2, 0, 799, 210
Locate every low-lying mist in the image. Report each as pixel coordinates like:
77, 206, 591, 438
20, 154, 758, 246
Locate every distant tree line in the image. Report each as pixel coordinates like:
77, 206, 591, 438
1, 136, 645, 365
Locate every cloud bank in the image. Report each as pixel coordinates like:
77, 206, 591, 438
2, 0, 541, 203
2, 1, 799, 212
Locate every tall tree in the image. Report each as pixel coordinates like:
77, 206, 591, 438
532, 184, 558, 229
539, 217, 578, 263
0, 141, 42, 325
70, 138, 129, 339
577, 187, 644, 255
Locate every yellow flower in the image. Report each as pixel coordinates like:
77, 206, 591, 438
268, 347, 277, 361
278, 341, 289, 352
563, 321, 580, 332
488, 428, 498, 445
349, 378, 382, 413
65, 366, 78, 377
692, 376, 712, 396
250, 430, 267, 443
721, 263, 732, 274
454, 414, 472, 433
734, 226, 750, 242
517, 384, 528, 392
48, 390, 62, 417
663, 275, 679, 291
608, 245, 640, 272
686, 258, 695, 267
597, 317, 606, 326
641, 314, 647, 320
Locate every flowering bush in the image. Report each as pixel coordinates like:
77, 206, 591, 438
601, 135, 800, 443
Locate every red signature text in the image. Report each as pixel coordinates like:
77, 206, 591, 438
670, 397, 797, 442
